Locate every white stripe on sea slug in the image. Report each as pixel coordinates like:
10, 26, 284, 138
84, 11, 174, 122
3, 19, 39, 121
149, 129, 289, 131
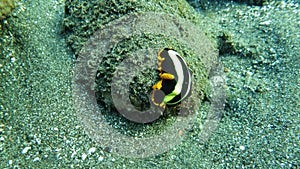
165, 49, 192, 105
163, 50, 185, 103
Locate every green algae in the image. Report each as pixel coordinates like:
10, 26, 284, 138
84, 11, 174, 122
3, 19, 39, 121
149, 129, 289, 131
64, 0, 202, 55
71, 9, 221, 157
66, 0, 218, 138
0, 0, 16, 20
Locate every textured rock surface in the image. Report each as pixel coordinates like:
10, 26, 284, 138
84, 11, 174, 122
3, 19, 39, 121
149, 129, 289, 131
65, 0, 218, 123
64, 0, 202, 55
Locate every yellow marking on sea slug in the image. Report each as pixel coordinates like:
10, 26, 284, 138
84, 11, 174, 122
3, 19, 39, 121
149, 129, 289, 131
152, 79, 163, 90
159, 73, 175, 80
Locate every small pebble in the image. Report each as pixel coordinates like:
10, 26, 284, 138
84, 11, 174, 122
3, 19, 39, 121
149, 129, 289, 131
224, 68, 230, 73
98, 156, 104, 162
71, 151, 77, 158
239, 145, 246, 151
246, 71, 253, 76
88, 147, 96, 154
259, 20, 272, 26
21, 147, 31, 154
178, 129, 184, 136
33, 157, 40, 162
10, 57, 16, 63
82, 153, 87, 160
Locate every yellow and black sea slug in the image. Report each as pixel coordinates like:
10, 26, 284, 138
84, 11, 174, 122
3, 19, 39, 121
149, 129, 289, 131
152, 48, 193, 109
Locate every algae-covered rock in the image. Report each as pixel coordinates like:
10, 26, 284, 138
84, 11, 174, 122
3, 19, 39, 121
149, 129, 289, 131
0, 0, 16, 20
69, 0, 223, 157
64, 0, 200, 55
69, 0, 220, 124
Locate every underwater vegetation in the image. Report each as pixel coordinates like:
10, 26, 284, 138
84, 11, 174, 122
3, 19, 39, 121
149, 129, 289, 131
65, 0, 218, 122
69, 0, 222, 157
64, 0, 202, 55
0, 0, 16, 20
